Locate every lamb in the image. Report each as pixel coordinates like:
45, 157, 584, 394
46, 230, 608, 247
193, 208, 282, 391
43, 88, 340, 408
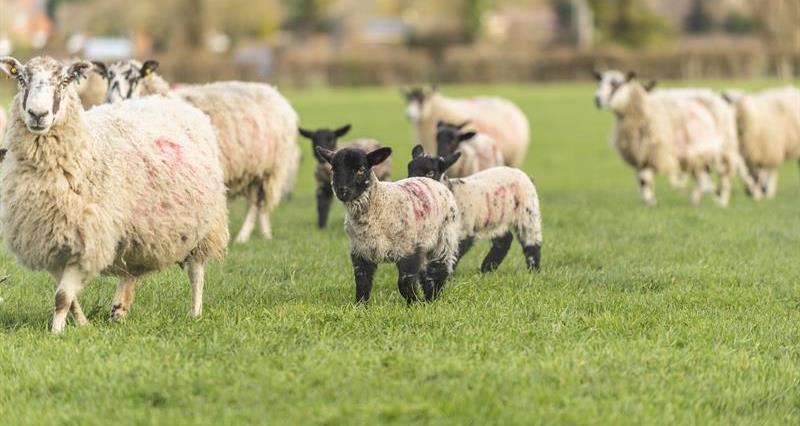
408, 145, 542, 272
0, 56, 229, 333
299, 124, 392, 228
594, 71, 741, 206
434, 120, 504, 178
99, 59, 299, 242
722, 86, 800, 199
402, 86, 529, 167
315, 146, 460, 304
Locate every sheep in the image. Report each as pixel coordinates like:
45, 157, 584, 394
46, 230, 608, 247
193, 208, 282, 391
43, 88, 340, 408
408, 145, 542, 272
723, 86, 800, 199
0, 56, 229, 333
402, 86, 530, 167
299, 124, 392, 228
594, 71, 741, 207
99, 59, 299, 242
434, 120, 504, 178
75, 63, 107, 110
315, 146, 460, 304
0, 106, 5, 141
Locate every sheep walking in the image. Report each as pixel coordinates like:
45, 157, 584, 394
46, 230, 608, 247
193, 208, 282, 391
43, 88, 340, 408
434, 120, 504, 178
316, 146, 459, 304
723, 86, 800, 199
100, 59, 299, 242
299, 124, 392, 228
0, 56, 229, 333
402, 86, 529, 167
408, 145, 542, 272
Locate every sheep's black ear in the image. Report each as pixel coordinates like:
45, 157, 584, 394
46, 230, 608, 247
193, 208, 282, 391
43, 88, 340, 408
436, 120, 447, 128
626, 71, 637, 82
140, 59, 159, 78
412, 144, 425, 159
592, 70, 603, 81
366, 147, 392, 167
455, 121, 470, 130
315, 146, 335, 164
0, 57, 24, 81
334, 124, 351, 138
643, 80, 657, 92
91, 61, 108, 78
458, 131, 477, 143
439, 152, 461, 172
0, 148, 7, 162
65, 61, 93, 83
298, 128, 315, 139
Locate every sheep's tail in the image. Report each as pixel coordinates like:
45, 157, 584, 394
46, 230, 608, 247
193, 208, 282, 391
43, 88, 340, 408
517, 176, 543, 248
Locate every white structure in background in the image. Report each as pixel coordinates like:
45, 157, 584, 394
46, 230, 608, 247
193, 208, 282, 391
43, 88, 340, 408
83, 37, 133, 61
0, 36, 11, 56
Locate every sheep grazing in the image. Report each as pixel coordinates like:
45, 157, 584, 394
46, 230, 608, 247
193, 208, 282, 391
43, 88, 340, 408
299, 124, 392, 228
315, 146, 459, 304
594, 70, 743, 207
408, 145, 542, 272
0, 56, 229, 333
99, 59, 299, 242
723, 86, 800, 199
435, 120, 504, 178
402, 86, 530, 167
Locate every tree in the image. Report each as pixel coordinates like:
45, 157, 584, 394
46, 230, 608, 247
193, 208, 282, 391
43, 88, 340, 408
463, 0, 490, 42
588, 0, 668, 48
684, 0, 713, 34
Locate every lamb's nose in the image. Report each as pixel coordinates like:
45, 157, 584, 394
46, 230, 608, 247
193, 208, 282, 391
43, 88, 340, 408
337, 187, 350, 198
27, 109, 48, 121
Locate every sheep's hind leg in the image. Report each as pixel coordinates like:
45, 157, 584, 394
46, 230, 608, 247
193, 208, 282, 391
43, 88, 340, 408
764, 170, 778, 199
52, 266, 87, 333
234, 184, 259, 243
454, 237, 474, 269
690, 168, 705, 206
396, 251, 423, 305
256, 184, 273, 240
186, 258, 205, 317
714, 159, 732, 207
637, 168, 656, 207
316, 185, 334, 229
480, 232, 513, 273
110, 276, 137, 321
422, 258, 450, 302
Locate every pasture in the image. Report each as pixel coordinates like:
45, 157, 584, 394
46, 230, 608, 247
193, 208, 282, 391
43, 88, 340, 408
0, 80, 798, 425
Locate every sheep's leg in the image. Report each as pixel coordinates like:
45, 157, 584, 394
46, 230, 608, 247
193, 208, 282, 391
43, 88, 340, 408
256, 185, 273, 240
234, 185, 259, 244
316, 185, 334, 229
423, 259, 450, 301
637, 168, 656, 207
764, 170, 779, 199
396, 251, 423, 305
668, 172, 688, 189
480, 232, 513, 273
743, 164, 763, 200
700, 166, 715, 194
110, 276, 137, 321
52, 266, 86, 334
70, 300, 89, 326
186, 258, 204, 317
454, 237, 474, 268
351, 254, 377, 304
690, 169, 705, 206
714, 159, 732, 207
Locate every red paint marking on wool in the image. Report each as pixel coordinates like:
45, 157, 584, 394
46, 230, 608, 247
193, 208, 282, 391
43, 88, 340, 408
154, 137, 183, 166
400, 180, 434, 221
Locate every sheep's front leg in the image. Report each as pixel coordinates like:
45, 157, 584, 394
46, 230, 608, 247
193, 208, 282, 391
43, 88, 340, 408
454, 237, 474, 268
636, 168, 656, 207
764, 170, 778, 199
423, 258, 450, 302
52, 266, 87, 333
481, 232, 514, 273
234, 186, 260, 244
396, 252, 423, 305
186, 259, 205, 317
110, 276, 137, 321
316, 185, 334, 229
351, 254, 377, 303
714, 161, 732, 207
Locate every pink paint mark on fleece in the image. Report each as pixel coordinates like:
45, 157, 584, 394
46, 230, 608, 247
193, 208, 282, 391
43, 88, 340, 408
154, 137, 183, 166
400, 180, 434, 221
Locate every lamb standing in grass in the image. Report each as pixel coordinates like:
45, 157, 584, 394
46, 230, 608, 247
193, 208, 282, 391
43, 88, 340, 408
723, 86, 800, 199
299, 124, 392, 228
434, 120, 504, 178
100, 59, 299, 242
408, 145, 542, 272
0, 56, 229, 333
402, 86, 529, 167
316, 146, 459, 304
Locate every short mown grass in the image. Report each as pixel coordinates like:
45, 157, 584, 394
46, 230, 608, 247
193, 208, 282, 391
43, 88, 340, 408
0, 80, 798, 425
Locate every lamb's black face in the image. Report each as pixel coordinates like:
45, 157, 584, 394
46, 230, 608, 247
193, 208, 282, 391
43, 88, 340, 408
299, 125, 351, 163
436, 121, 475, 157
407, 144, 460, 181
316, 146, 392, 202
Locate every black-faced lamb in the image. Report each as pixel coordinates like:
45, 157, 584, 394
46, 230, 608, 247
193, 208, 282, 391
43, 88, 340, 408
315, 146, 459, 304
435, 120, 504, 178
408, 145, 542, 272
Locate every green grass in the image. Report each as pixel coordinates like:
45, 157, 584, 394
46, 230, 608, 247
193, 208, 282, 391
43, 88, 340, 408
0, 80, 799, 425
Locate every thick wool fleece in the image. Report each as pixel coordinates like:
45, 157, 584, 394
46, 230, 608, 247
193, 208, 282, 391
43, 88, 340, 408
415, 94, 529, 167
446, 167, 542, 246
446, 133, 504, 178
0, 92, 228, 277
735, 86, 800, 170
76, 71, 107, 110
344, 175, 459, 270
315, 139, 392, 186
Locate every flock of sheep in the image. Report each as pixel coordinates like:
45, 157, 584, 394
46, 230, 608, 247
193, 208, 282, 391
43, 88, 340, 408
0, 55, 796, 333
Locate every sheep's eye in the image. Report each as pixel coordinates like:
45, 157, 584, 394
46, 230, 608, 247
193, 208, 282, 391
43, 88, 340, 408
426, 172, 435, 178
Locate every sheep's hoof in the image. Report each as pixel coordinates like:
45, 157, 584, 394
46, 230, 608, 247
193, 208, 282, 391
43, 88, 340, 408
109, 304, 129, 321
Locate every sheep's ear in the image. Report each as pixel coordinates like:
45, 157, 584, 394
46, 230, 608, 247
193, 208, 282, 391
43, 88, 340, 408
366, 147, 392, 167
0, 57, 25, 81
458, 131, 477, 143
592, 70, 603, 81
334, 124, 351, 138
65, 61, 93, 84
91, 61, 108, 78
439, 152, 461, 172
0, 148, 7, 162
298, 128, 315, 139
626, 71, 637, 82
315, 146, 335, 164
140, 60, 159, 78
643, 80, 657, 92
721, 91, 742, 105
412, 144, 425, 159
455, 121, 470, 130
436, 120, 447, 128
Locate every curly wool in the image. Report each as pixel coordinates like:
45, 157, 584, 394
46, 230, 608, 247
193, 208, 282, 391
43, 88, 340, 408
0, 92, 228, 277
446, 133, 504, 178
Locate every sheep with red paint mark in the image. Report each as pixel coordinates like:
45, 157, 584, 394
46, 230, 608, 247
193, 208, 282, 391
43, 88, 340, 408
435, 120, 504, 178
99, 59, 299, 242
0, 56, 229, 333
408, 145, 542, 272
316, 146, 460, 305
299, 124, 392, 228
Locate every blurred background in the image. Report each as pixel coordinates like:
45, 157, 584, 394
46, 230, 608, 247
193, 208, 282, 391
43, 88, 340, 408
0, 0, 797, 86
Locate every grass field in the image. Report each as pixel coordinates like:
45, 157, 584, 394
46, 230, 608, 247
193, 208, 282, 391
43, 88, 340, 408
0, 80, 798, 425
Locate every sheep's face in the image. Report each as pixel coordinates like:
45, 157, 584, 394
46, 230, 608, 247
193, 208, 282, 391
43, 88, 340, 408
316, 146, 392, 202
104, 60, 159, 103
407, 144, 461, 181
0, 56, 91, 135
593, 70, 626, 110
403, 87, 435, 122
436, 121, 476, 157
299, 125, 351, 163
